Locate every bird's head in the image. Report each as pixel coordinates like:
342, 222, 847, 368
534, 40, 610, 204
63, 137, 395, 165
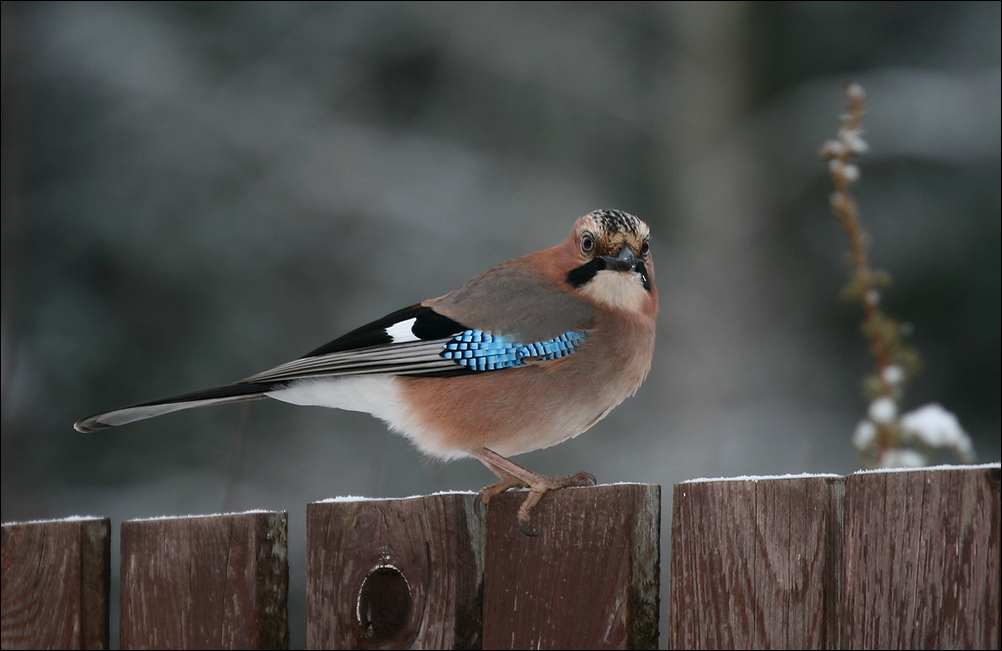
562, 209, 657, 316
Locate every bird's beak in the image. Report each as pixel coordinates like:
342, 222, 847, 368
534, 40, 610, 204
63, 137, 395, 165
599, 245, 639, 272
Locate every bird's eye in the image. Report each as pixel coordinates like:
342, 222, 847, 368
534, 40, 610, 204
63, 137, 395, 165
581, 233, 595, 254
641, 239, 650, 257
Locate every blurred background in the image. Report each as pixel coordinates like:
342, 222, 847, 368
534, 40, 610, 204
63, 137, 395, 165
2, 2, 999, 647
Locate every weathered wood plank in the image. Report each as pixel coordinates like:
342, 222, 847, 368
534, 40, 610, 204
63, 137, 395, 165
482, 483, 660, 650
1, 517, 110, 650
669, 475, 844, 650
306, 493, 485, 650
843, 465, 1001, 650
119, 510, 288, 650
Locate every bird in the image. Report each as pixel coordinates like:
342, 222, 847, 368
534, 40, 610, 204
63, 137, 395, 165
75, 209, 658, 534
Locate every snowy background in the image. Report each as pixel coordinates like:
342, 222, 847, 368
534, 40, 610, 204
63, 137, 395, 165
2, 3, 999, 647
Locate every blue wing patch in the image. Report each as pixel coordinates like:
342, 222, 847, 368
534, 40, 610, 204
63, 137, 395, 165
441, 329, 587, 372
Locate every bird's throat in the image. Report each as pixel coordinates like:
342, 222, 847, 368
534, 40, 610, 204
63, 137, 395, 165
578, 270, 649, 313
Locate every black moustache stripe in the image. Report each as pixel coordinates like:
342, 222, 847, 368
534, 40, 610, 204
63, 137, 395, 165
567, 258, 652, 292
566, 257, 605, 288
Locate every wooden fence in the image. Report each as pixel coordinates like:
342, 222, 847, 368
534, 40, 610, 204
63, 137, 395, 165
1, 466, 998, 650
670, 465, 1000, 650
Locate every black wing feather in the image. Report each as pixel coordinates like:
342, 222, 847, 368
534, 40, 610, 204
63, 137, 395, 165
304, 305, 468, 357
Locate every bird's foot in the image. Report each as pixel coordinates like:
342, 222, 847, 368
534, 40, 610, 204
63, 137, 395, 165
478, 474, 530, 505
471, 446, 597, 536
514, 471, 596, 536
475, 473, 528, 522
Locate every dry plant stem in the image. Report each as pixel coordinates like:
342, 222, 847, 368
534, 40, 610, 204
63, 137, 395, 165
827, 86, 893, 399
824, 84, 967, 467
824, 83, 907, 462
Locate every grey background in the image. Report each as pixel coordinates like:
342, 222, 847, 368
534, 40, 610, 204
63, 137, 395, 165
2, 2, 999, 648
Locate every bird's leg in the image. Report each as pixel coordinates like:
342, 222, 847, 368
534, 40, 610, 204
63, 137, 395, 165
471, 457, 527, 525
470, 446, 597, 536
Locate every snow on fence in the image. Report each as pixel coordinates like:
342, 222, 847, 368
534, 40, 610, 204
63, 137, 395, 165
2, 466, 998, 650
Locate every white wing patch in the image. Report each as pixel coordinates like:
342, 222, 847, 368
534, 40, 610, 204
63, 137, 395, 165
385, 317, 419, 343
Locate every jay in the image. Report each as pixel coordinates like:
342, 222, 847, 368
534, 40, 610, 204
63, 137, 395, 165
75, 209, 658, 533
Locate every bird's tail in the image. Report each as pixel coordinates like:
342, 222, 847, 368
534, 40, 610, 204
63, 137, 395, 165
73, 382, 280, 433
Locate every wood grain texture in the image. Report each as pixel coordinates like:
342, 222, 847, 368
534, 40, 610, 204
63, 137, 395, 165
669, 476, 844, 650
1, 517, 110, 650
843, 465, 1001, 650
482, 483, 661, 650
306, 493, 485, 650
119, 511, 288, 650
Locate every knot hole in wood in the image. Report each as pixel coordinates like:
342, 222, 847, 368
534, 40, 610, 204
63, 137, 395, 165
354, 564, 416, 649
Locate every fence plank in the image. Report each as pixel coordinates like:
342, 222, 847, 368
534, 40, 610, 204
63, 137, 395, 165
482, 483, 660, 650
669, 475, 844, 650
119, 510, 288, 650
843, 465, 1001, 650
1, 517, 110, 650
306, 492, 485, 650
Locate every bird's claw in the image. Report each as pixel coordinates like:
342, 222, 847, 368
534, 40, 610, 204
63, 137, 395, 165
473, 492, 489, 523
515, 489, 547, 537
517, 512, 537, 537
